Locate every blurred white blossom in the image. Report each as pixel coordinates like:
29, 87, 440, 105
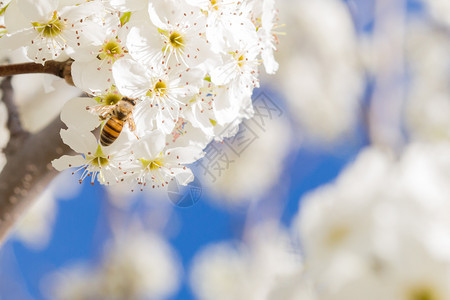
13, 188, 56, 249
13, 171, 81, 249
201, 116, 293, 204
422, 0, 450, 27
297, 143, 450, 299
190, 222, 314, 300
47, 230, 181, 300
98, 231, 181, 300
45, 266, 99, 300
276, 0, 363, 143
405, 21, 450, 142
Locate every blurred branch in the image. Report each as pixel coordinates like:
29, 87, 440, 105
0, 77, 73, 245
0, 59, 74, 86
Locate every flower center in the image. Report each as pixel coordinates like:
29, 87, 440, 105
210, 0, 219, 10
147, 80, 167, 98
91, 156, 109, 167
32, 11, 65, 38
326, 225, 350, 248
155, 81, 166, 92
104, 93, 122, 105
88, 145, 109, 167
94, 87, 123, 105
98, 39, 124, 62
407, 285, 441, 300
231, 51, 246, 68
237, 55, 245, 67
141, 157, 164, 171
169, 32, 184, 49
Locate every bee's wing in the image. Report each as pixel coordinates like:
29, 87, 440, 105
127, 113, 136, 132
87, 104, 115, 120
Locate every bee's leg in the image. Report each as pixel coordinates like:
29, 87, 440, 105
98, 111, 112, 120
128, 116, 136, 132
127, 115, 140, 141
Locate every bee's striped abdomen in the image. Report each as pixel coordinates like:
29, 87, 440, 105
100, 117, 123, 146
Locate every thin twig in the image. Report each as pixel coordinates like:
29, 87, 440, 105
0, 59, 74, 86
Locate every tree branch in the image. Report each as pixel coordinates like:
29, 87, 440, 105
0, 59, 74, 86
0, 78, 73, 245
1, 77, 29, 154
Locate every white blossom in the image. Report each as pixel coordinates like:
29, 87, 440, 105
52, 128, 130, 185
276, 0, 363, 143
296, 143, 450, 298
422, 0, 450, 27
13, 171, 82, 249
250, 0, 280, 74
187, 0, 258, 53
113, 58, 203, 133
405, 21, 450, 143
59, 96, 100, 131
97, 231, 181, 300
13, 188, 56, 249
46, 230, 181, 300
190, 223, 311, 300
46, 266, 100, 300
201, 117, 293, 204
126, 129, 204, 190
1, 0, 103, 63
129, 1, 213, 68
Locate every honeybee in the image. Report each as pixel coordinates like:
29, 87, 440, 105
88, 97, 137, 146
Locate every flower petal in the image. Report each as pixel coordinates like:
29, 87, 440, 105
71, 60, 114, 94
171, 167, 194, 186
18, 0, 56, 22
60, 128, 98, 154
3, 0, 32, 33
127, 25, 162, 67
52, 155, 86, 171
112, 58, 150, 98
134, 129, 166, 159
60, 97, 101, 131
166, 146, 204, 164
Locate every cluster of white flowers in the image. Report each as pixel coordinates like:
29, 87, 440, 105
297, 144, 450, 299
0, 0, 280, 188
47, 230, 181, 300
